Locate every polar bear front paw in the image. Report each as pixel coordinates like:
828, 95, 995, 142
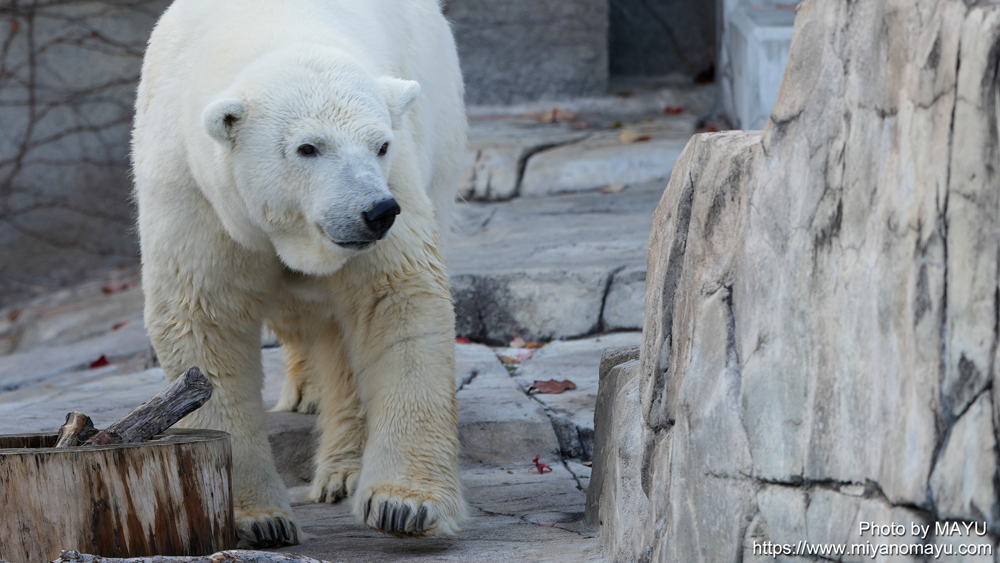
235, 508, 302, 548
355, 484, 466, 537
308, 459, 361, 503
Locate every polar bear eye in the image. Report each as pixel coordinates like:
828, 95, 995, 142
297, 144, 318, 157
378, 142, 389, 157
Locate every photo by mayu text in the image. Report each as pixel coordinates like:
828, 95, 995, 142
752, 521, 992, 559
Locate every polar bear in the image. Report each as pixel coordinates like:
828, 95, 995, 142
132, 0, 466, 547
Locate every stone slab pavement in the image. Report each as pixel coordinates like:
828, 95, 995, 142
0, 267, 645, 562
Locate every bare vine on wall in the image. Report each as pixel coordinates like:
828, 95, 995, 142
0, 1, 168, 302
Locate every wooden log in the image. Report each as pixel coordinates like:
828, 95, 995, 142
0, 430, 234, 563
84, 367, 212, 446
53, 550, 332, 562
55, 412, 97, 448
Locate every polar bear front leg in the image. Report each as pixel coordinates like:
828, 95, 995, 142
142, 243, 300, 548
331, 248, 465, 537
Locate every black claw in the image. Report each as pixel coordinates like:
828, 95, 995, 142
417, 506, 428, 532
251, 523, 265, 542
268, 520, 278, 540
364, 497, 373, 524
278, 517, 292, 542
318, 490, 327, 503
397, 505, 411, 533
379, 503, 390, 531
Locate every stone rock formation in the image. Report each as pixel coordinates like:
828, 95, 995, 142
591, 0, 1000, 560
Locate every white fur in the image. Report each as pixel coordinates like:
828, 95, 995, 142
133, 0, 466, 546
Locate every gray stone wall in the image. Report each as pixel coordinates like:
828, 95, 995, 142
609, 0, 715, 80
0, 1, 169, 307
446, 0, 609, 105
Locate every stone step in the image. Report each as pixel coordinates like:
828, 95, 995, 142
449, 182, 664, 345
460, 111, 695, 202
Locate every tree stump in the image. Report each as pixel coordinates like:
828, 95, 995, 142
0, 429, 235, 563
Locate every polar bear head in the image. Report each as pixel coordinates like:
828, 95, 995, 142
201, 48, 421, 275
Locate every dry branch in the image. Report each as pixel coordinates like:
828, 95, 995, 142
53, 550, 332, 563
55, 411, 97, 447
83, 367, 212, 446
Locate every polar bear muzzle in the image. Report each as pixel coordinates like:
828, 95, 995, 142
321, 196, 400, 249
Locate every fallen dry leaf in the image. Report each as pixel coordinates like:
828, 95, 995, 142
664, 106, 684, 115
89, 355, 110, 369
7, 308, 20, 322
455, 336, 472, 344
529, 379, 576, 394
582, 461, 593, 467
537, 108, 577, 124
112, 320, 129, 331
524, 342, 545, 349
101, 281, 135, 294
509, 337, 526, 348
536, 520, 558, 527
530, 455, 553, 474
697, 124, 720, 134
10, 19, 19, 34
498, 355, 521, 365
598, 183, 626, 194
619, 129, 651, 144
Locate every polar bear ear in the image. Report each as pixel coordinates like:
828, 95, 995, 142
378, 77, 421, 125
202, 98, 246, 144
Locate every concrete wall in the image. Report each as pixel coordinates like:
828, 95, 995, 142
0, 1, 169, 307
608, 0, 715, 80
447, 0, 609, 105
716, 0, 796, 128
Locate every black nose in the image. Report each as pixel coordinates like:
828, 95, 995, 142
363, 198, 401, 239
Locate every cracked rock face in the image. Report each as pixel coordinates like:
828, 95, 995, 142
593, 0, 1000, 561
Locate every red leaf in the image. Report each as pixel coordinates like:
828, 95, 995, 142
89, 355, 110, 368
101, 281, 135, 294
529, 379, 576, 394
10, 19, 19, 34
455, 336, 472, 344
531, 455, 552, 474
112, 320, 129, 331
664, 106, 684, 115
